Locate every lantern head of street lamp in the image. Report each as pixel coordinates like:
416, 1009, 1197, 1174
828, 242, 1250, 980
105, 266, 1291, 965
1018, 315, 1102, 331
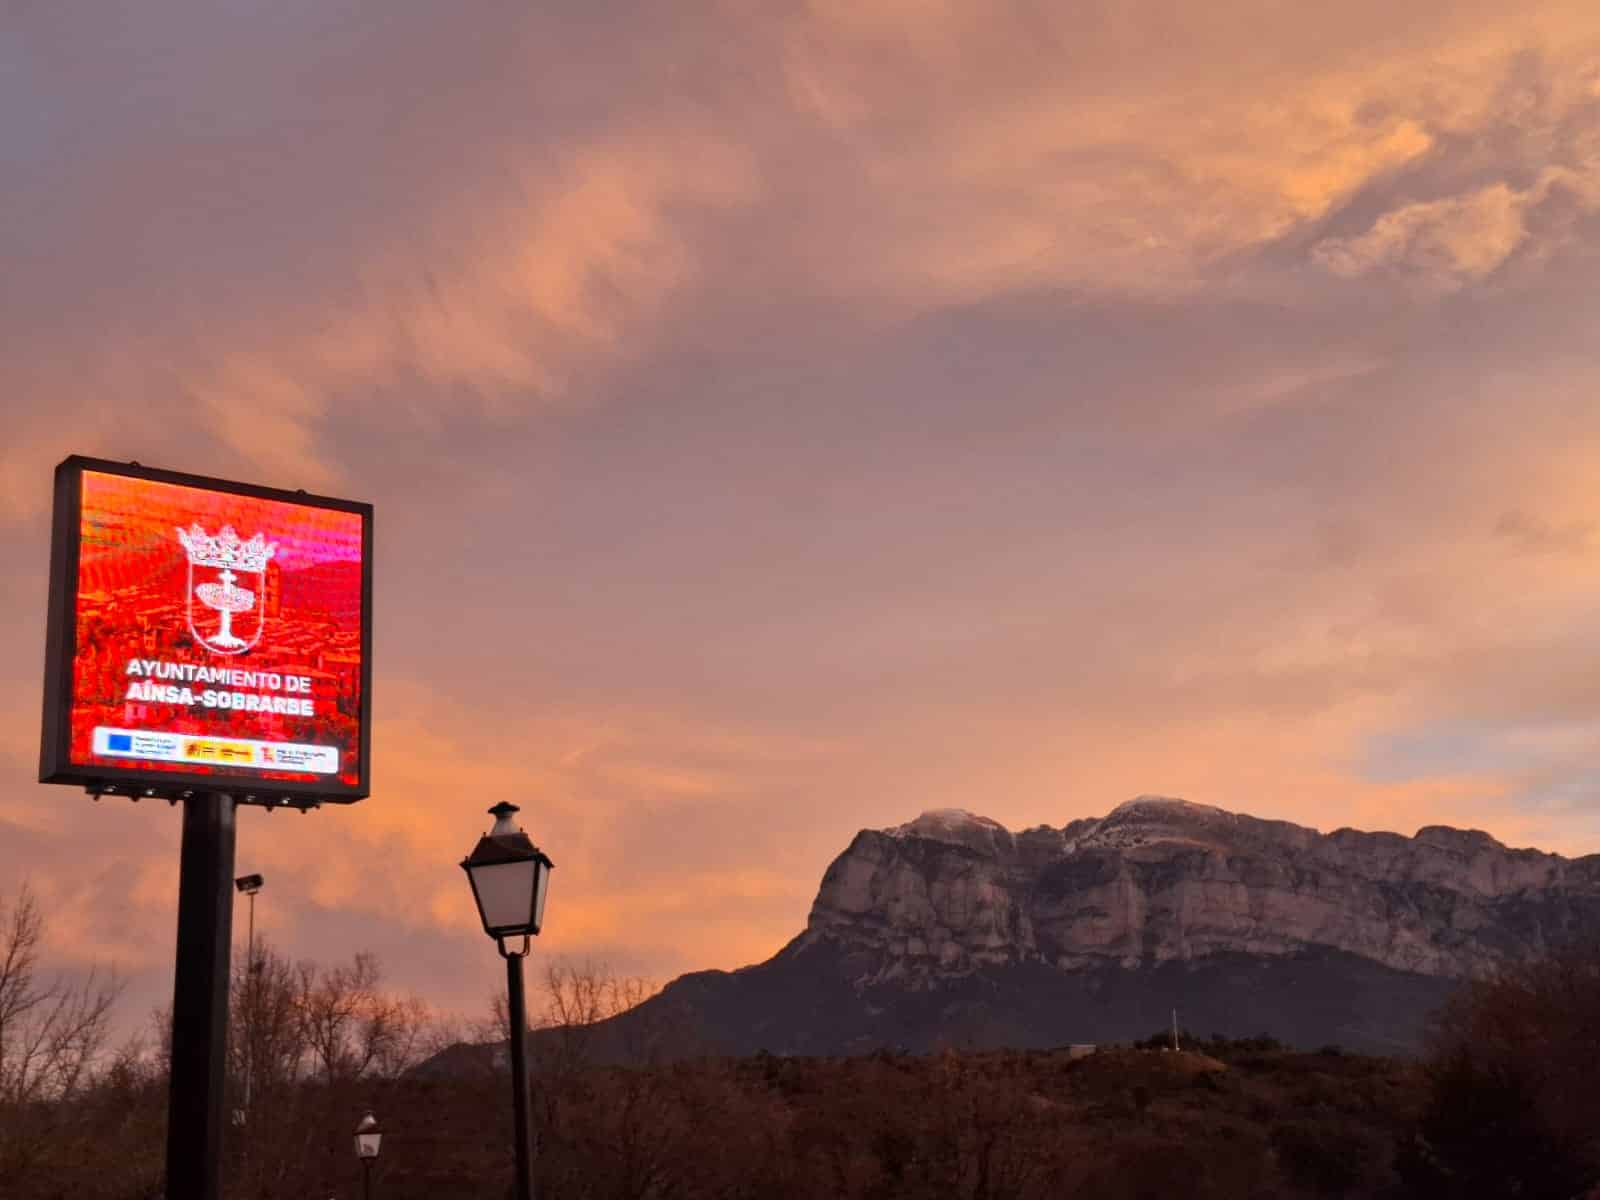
234, 874, 264, 895
460, 802, 554, 953
354, 1110, 382, 1160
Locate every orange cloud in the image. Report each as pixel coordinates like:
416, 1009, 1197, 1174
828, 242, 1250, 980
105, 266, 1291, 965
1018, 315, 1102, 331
765, 0, 1600, 302
7, 0, 1600, 1038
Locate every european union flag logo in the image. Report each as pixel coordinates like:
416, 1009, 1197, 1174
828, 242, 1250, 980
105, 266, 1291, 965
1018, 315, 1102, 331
108, 734, 132, 752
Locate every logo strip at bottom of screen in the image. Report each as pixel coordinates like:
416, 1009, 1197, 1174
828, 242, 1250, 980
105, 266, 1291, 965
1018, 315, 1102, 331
91, 726, 339, 775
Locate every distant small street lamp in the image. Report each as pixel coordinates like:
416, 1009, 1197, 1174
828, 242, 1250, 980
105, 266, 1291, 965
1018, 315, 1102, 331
233, 874, 264, 1125
461, 802, 554, 1200
354, 1110, 382, 1200
234, 875, 264, 979
234, 875, 264, 945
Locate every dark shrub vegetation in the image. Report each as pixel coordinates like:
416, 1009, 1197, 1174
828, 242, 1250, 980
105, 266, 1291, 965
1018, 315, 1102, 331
1401, 938, 1600, 1199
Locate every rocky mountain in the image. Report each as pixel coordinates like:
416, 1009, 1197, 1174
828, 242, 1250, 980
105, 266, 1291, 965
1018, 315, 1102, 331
449, 797, 1600, 1065
808, 797, 1600, 983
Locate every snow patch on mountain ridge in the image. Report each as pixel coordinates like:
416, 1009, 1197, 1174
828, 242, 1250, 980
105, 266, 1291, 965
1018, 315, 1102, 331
888, 809, 1016, 855
886, 796, 1246, 854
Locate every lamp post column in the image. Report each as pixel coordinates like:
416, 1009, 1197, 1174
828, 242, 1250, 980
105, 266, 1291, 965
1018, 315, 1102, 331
505, 944, 534, 1200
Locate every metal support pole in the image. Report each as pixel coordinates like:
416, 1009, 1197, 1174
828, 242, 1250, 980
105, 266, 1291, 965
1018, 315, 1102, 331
165, 793, 238, 1200
363, 1157, 373, 1200
505, 947, 534, 1200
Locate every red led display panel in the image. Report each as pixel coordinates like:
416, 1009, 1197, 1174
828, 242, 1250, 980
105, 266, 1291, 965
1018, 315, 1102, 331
39, 458, 372, 801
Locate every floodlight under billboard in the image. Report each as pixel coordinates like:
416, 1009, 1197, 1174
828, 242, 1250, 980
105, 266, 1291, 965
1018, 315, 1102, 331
38, 456, 373, 805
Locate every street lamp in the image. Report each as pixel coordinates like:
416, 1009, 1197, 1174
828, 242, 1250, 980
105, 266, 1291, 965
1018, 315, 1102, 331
461, 802, 554, 1200
234, 874, 264, 949
233, 874, 264, 1128
354, 1110, 382, 1200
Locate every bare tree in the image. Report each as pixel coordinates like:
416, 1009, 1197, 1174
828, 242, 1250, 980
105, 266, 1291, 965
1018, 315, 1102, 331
367, 992, 435, 1079
297, 951, 382, 1083
230, 938, 305, 1105
0, 883, 122, 1106
0, 882, 126, 1193
537, 959, 659, 1069
295, 951, 437, 1084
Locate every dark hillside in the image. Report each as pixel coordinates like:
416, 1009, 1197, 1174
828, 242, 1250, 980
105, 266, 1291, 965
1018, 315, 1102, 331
614, 939, 1463, 1059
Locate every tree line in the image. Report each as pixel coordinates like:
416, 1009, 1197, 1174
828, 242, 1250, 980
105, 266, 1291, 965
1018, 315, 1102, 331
8, 879, 1600, 1199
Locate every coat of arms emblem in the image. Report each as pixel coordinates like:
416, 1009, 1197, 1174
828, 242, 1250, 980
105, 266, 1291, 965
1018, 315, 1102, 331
175, 523, 277, 655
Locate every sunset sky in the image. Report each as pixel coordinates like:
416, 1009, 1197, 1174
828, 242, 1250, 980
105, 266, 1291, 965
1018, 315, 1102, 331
4, 2, 1600, 1032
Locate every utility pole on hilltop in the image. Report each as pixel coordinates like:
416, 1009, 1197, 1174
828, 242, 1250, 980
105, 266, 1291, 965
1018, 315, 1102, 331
1171, 1008, 1179, 1052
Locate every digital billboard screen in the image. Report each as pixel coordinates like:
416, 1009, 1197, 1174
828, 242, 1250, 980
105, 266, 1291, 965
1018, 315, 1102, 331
39, 457, 372, 802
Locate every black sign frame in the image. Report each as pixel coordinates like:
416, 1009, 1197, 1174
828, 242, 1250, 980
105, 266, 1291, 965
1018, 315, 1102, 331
38, 455, 374, 805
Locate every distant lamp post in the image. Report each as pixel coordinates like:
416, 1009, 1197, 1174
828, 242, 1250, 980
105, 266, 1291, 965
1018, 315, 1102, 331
461, 802, 554, 1200
234, 874, 264, 962
233, 873, 264, 1128
354, 1110, 382, 1200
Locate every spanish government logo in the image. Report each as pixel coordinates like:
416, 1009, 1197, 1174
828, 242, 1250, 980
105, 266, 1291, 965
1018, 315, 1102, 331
175, 523, 277, 655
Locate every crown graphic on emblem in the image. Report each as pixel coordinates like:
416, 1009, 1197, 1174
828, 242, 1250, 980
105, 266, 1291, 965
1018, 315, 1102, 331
175, 523, 277, 573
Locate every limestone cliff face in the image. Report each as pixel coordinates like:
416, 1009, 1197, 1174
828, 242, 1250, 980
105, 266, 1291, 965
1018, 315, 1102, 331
419, 796, 1595, 1064
801, 797, 1600, 983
